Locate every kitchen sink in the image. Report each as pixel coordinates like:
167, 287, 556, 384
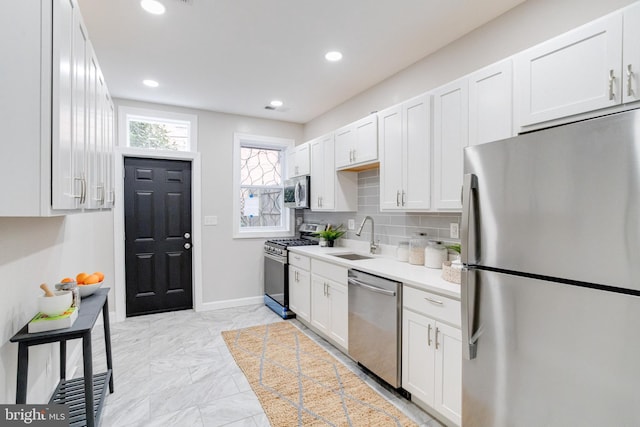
331, 253, 374, 261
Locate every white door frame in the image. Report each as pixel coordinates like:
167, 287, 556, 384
113, 147, 203, 322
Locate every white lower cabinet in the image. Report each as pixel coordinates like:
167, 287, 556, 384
402, 288, 462, 426
308, 259, 348, 350
311, 275, 348, 350
289, 265, 311, 322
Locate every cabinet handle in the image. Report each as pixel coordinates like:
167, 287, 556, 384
73, 177, 84, 201
396, 190, 400, 207
427, 323, 432, 346
352, 149, 356, 162
424, 296, 444, 305
349, 150, 353, 163
609, 69, 616, 101
402, 191, 406, 206
435, 327, 440, 350
81, 177, 87, 204
628, 64, 634, 97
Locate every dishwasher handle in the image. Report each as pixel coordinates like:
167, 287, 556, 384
348, 278, 396, 296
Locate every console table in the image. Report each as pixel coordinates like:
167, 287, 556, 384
10, 287, 114, 427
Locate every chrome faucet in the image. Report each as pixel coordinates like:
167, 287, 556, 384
356, 216, 378, 254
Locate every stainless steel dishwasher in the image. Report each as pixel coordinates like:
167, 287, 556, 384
348, 269, 402, 388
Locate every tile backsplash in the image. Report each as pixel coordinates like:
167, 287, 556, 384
302, 169, 461, 246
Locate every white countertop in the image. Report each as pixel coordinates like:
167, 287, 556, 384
288, 245, 461, 299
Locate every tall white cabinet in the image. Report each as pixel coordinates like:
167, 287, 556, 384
310, 133, 357, 212
433, 78, 468, 211
379, 94, 431, 211
2, 0, 114, 216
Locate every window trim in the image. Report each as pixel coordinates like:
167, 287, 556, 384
233, 133, 295, 239
118, 105, 198, 152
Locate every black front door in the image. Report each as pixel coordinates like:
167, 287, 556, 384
124, 157, 193, 316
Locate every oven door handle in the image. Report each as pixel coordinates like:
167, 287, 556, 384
264, 252, 287, 264
348, 278, 396, 296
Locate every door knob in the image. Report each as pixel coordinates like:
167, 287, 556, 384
184, 243, 191, 249
184, 232, 191, 239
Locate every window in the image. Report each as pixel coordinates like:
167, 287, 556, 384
233, 133, 294, 238
118, 106, 198, 152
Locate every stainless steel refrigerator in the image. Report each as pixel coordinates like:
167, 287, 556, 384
461, 109, 640, 427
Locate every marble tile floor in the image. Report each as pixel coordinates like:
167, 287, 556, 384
74, 304, 444, 427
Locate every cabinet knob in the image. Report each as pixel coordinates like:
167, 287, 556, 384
184, 243, 191, 250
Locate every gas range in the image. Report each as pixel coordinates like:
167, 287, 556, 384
263, 223, 327, 319
264, 223, 326, 257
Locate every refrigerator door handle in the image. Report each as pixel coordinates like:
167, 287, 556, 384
462, 267, 478, 360
461, 173, 478, 265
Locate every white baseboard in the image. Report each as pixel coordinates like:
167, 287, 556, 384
198, 296, 264, 312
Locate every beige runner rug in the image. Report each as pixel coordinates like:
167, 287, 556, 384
222, 321, 418, 427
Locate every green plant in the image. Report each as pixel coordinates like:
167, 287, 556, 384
446, 243, 461, 253
314, 224, 346, 241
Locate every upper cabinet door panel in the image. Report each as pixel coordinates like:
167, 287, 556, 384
403, 94, 431, 210
623, 2, 640, 103
515, 12, 623, 127
378, 105, 403, 210
353, 114, 378, 165
469, 59, 514, 146
433, 79, 468, 211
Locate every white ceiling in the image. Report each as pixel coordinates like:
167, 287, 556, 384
77, 0, 525, 124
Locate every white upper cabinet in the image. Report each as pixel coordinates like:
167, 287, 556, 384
468, 59, 515, 146
310, 133, 357, 212
286, 142, 310, 178
379, 105, 404, 210
433, 78, 468, 211
335, 114, 378, 169
379, 94, 431, 211
623, 2, 640, 103
1, 0, 114, 216
515, 12, 623, 127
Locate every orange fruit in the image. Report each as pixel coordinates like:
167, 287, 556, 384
61, 277, 74, 283
84, 274, 100, 285
76, 272, 89, 285
93, 271, 105, 282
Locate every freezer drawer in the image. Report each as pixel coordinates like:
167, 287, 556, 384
462, 269, 640, 427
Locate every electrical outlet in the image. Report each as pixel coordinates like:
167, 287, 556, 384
296, 216, 303, 226
450, 223, 460, 239
348, 219, 355, 230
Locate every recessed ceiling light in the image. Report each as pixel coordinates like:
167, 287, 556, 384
270, 100, 284, 108
325, 51, 343, 62
141, 0, 166, 15
143, 79, 159, 88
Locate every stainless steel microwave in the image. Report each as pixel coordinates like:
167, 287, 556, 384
283, 175, 310, 209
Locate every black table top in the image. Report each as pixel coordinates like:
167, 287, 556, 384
10, 287, 110, 344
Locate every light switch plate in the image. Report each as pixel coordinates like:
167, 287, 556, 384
204, 216, 218, 226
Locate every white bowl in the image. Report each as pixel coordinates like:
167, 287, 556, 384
38, 290, 72, 317
78, 281, 103, 298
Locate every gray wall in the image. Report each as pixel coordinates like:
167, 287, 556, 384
303, 169, 461, 247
